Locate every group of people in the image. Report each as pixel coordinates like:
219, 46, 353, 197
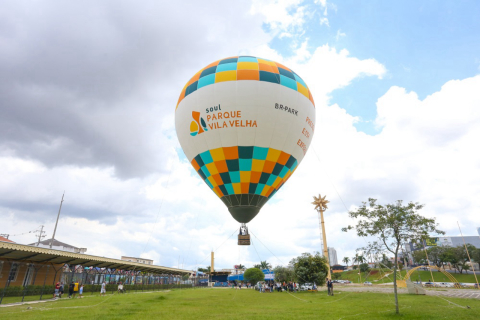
231, 279, 334, 295
54, 281, 84, 299
259, 281, 300, 293
53, 280, 124, 299
326, 278, 334, 296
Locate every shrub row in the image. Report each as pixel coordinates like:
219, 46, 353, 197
1, 283, 192, 298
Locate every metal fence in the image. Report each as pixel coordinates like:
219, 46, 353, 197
0, 260, 188, 305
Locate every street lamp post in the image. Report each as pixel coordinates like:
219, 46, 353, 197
312, 194, 331, 280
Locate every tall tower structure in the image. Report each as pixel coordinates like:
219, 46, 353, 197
312, 194, 331, 279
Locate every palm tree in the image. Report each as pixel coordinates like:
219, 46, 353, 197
259, 261, 272, 270
353, 254, 359, 267
358, 255, 366, 264
342, 257, 350, 268
237, 264, 245, 270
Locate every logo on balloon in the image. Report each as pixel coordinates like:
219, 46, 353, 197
190, 111, 208, 136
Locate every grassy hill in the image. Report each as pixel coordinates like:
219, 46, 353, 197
335, 268, 480, 284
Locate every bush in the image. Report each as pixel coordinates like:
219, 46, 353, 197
243, 268, 265, 284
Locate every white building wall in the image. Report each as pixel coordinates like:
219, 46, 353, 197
328, 247, 338, 265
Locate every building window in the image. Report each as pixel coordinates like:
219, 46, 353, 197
8, 263, 19, 282
23, 265, 35, 287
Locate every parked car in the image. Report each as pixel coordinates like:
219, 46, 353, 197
363, 281, 372, 286
300, 283, 313, 291
454, 283, 467, 288
438, 282, 454, 288
424, 282, 437, 287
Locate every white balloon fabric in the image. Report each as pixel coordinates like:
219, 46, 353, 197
175, 56, 316, 223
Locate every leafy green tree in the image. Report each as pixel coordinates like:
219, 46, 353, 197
359, 263, 370, 273
360, 241, 384, 268
440, 246, 455, 268
411, 250, 426, 265
259, 261, 272, 269
398, 262, 404, 271
342, 198, 444, 314
273, 265, 294, 283
471, 247, 480, 263
290, 252, 328, 286
342, 257, 350, 268
449, 245, 474, 274
332, 272, 341, 280
380, 254, 393, 268
237, 264, 245, 270
197, 267, 210, 273
243, 268, 265, 284
426, 246, 446, 269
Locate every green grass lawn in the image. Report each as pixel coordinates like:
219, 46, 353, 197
1, 288, 479, 319
338, 269, 480, 284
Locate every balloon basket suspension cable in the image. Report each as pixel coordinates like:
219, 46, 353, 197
238, 223, 250, 246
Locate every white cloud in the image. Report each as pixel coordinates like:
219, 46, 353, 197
3, 0, 479, 272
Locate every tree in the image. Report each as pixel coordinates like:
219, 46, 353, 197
359, 263, 370, 273
471, 247, 480, 263
290, 252, 328, 286
411, 250, 426, 265
426, 246, 446, 269
342, 257, 350, 268
449, 245, 474, 274
342, 198, 444, 314
243, 268, 265, 284
273, 265, 294, 283
197, 266, 210, 273
360, 241, 384, 268
237, 264, 245, 270
332, 272, 341, 280
380, 254, 393, 268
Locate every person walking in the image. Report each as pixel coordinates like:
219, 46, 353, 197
68, 281, 75, 298
101, 281, 106, 296
59, 282, 64, 298
54, 282, 60, 298
78, 284, 84, 298
72, 281, 79, 299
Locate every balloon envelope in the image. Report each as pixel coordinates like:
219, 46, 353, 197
175, 56, 316, 223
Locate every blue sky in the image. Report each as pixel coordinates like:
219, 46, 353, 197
270, 0, 480, 134
2, 0, 480, 270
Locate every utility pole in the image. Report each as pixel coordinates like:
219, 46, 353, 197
210, 251, 214, 286
49, 192, 65, 249
312, 194, 331, 280
35, 225, 46, 246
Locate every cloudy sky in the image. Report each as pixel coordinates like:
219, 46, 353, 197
2, 0, 480, 270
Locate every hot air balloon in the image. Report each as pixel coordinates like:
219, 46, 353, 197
175, 56, 315, 245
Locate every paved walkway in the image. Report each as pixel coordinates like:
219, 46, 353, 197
334, 284, 480, 300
